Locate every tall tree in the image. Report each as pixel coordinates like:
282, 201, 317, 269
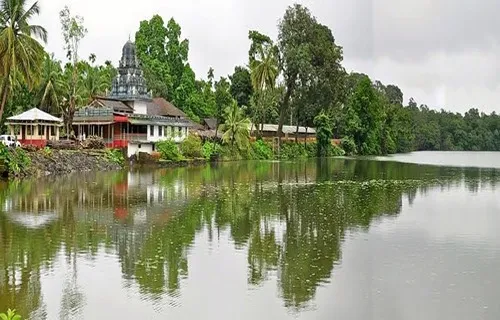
277, 4, 344, 145
0, 0, 47, 121
214, 77, 233, 139
248, 30, 278, 92
136, 15, 210, 119
59, 5, 87, 135
343, 76, 383, 155
35, 53, 63, 113
229, 66, 253, 108
81, 54, 112, 102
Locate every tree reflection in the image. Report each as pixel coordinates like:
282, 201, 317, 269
0, 159, 498, 317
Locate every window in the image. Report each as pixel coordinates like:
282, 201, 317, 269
178, 127, 182, 136
38, 125, 45, 136
166, 126, 170, 137
150, 125, 155, 136
27, 126, 32, 135
158, 126, 163, 136
51, 126, 56, 136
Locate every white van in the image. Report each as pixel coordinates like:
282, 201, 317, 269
0, 135, 21, 147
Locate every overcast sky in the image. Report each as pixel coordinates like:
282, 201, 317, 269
34, 0, 499, 114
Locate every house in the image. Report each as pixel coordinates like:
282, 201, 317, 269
72, 40, 193, 157
5, 107, 62, 147
250, 124, 316, 141
203, 118, 218, 131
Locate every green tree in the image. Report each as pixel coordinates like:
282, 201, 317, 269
313, 112, 333, 157
220, 101, 251, 150
229, 66, 253, 108
35, 53, 63, 114
277, 5, 345, 145
80, 54, 112, 103
0, 0, 47, 121
59, 5, 87, 135
214, 77, 233, 138
343, 76, 383, 155
135, 15, 169, 98
249, 31, 278, 92
136, 15, 211, 120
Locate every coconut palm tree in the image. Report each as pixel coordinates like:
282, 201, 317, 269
249, 44, 278, 92
220, 101, 251, 150
81, 60, 110, 103
35, 53, 63, 114
0, 0, 47, 120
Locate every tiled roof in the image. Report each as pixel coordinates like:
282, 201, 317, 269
203, 118, 218, 130
93, 98, 133, 112
152, 98, 187, 118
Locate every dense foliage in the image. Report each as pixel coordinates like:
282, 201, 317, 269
156, 139, 182, 161
180, 134, 203, 158
0, 144, 31, 175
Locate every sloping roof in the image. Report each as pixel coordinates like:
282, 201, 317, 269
250, 123, 316, 134
7, 108, 62, 123
93, 97, 133, 112
203, 118, 217, 130
152, 98, 187, 118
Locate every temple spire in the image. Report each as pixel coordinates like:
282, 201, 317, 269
109, 39, 151, 100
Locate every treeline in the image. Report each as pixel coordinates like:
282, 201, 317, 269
1, 0, 499, 156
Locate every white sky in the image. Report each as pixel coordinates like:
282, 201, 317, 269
34, 0, 500, 114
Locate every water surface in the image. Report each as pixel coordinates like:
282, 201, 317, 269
1, 154, 499, 319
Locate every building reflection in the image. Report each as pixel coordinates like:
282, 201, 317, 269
0, 160, 498, 318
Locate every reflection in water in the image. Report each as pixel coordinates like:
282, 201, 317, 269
0, 159, 498, 319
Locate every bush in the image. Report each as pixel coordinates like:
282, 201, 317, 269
251, 140, 273, 160
340, 137, 357, 156
279, 142, 309, 159
104, 149, 124, 166
180, 134, 203, 158
330, 143, 345, 156
0, 309, 22, 320
156, 140, 182, 161
0, 144, 31, 175
202, 142, 222, 161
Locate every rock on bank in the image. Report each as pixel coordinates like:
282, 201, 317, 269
1, 149, 123, 178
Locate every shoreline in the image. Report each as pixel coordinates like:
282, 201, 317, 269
0, 148, 212, 179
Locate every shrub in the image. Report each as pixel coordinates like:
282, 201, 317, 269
156, 140, 182, 161
0, 309, 22, 320
202, 142, 222, 161
180, 134, 203, 158
330, 143, 345, 156
251, 140, 273, 160
279, 142, 308, 159
104, 149, 125, 166
0, 144, 31, 175
340, 137, 357, 156
41, 146, 52, 157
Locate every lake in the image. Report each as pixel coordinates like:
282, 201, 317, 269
1, 152, 499, 319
